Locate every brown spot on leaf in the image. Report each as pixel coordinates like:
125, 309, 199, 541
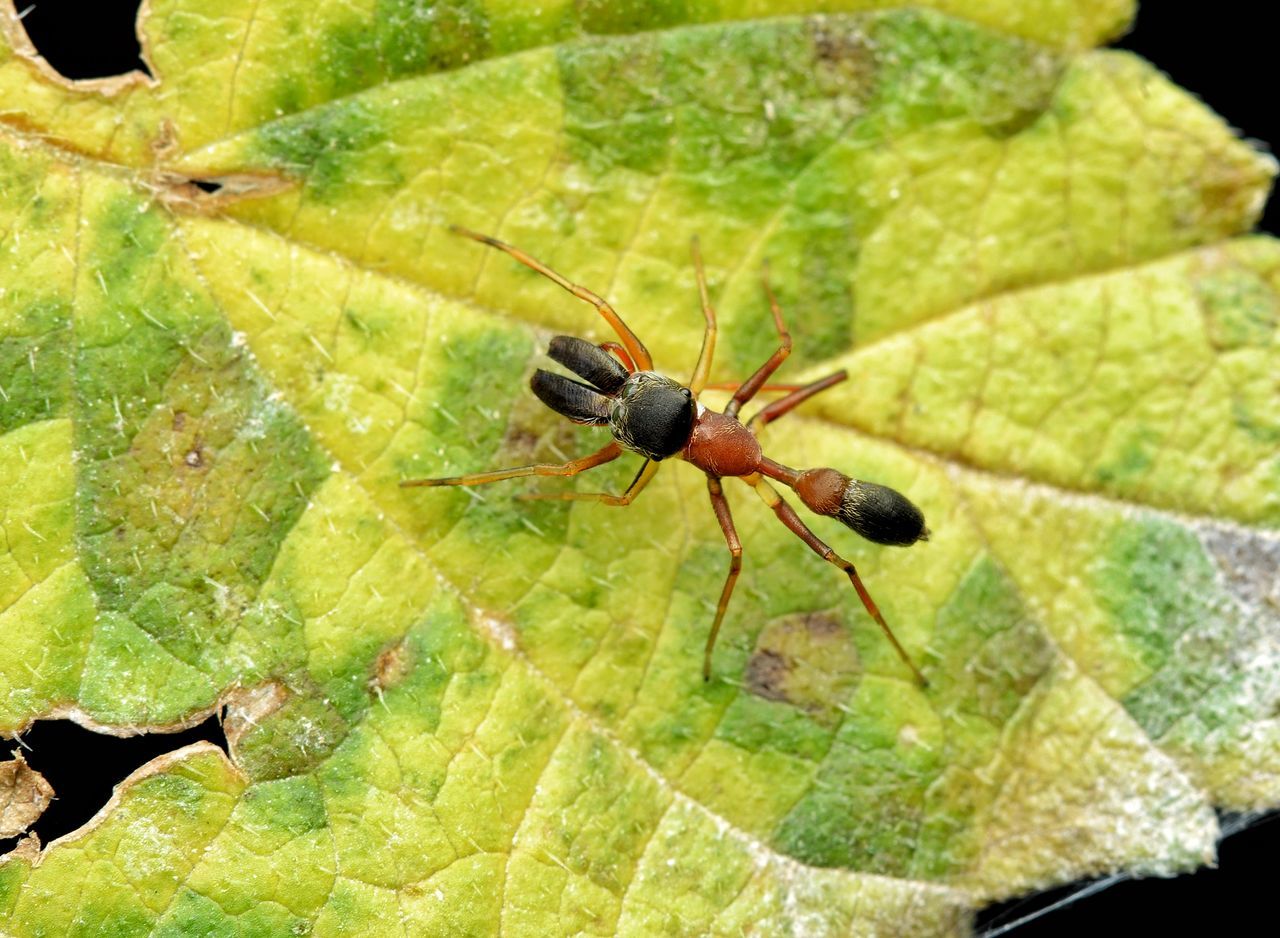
171, 410, 187, 432
222, 682, 287, 754
501, 425, 542, 462
154, 172, 296, 213
807, 19, 876, 90
800, 610, 843, 638
746, 648, 794, 703
0, 751, 54, 838
1193, 156, 1274, 234
499, 378, 584, 465
369, 638, 414, 695
810, 20, 871, 65
743, 610, 862, 722
151, 118, 180, 160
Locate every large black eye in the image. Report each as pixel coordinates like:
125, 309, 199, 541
611, 375, 697, 461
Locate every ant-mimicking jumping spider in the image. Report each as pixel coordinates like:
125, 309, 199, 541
402, 227, 931, 685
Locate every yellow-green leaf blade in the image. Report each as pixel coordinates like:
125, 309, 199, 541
0, 2, 1275, 935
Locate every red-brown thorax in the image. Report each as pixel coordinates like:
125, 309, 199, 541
682, 409, 762, 477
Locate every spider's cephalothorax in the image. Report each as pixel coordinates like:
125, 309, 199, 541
608, 372, 695, 461
403, 227, 932, 687
528, 335, 696, 462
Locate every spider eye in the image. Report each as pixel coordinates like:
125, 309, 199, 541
682, 387, 693, 398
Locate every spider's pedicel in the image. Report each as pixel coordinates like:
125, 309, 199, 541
794, 468, 929, 546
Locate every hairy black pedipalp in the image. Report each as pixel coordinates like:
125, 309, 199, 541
530, 369, 613, 425
547, 335, 629, 393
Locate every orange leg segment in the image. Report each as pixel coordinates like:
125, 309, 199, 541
703, 476, 743, 681
747, 370, 847, 431
598, 341, 636, 372
725, 264, 792, 418
517, 457, 659, 507
399, 442, 622, 489
452, 225, 654, 371
744, 475, 928, 687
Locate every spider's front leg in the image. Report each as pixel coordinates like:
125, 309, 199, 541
725, 263, 792, 419
517, 458, 660, 507
399, 442, 622, 488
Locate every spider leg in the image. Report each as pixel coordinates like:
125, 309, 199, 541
399, 442, 621, 488
747, 371, 847, 432
726, 262, 792, 418
518, 457, 659, 506
598, 341, 636, 372
688, 236, 717, 395
743, 474, 928, 687
704, 476, 743, 682
451, 226, 653, 371
702, 382, 805, 393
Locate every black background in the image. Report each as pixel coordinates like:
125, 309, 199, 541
5, 2, 1277, 935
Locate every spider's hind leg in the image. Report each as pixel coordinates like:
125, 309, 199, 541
725, 264, 793, 418
743, 474, 928, 688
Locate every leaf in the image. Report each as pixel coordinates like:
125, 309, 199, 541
0, 1, 1276, 935
0, 753, 52, 839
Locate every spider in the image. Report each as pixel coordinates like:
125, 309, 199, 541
402, 227, 931, 685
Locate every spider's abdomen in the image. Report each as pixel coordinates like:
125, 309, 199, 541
794, 468, 928, 546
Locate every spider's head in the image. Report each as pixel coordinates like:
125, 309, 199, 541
607, 371, 696, 461
528, 335, 694, 461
